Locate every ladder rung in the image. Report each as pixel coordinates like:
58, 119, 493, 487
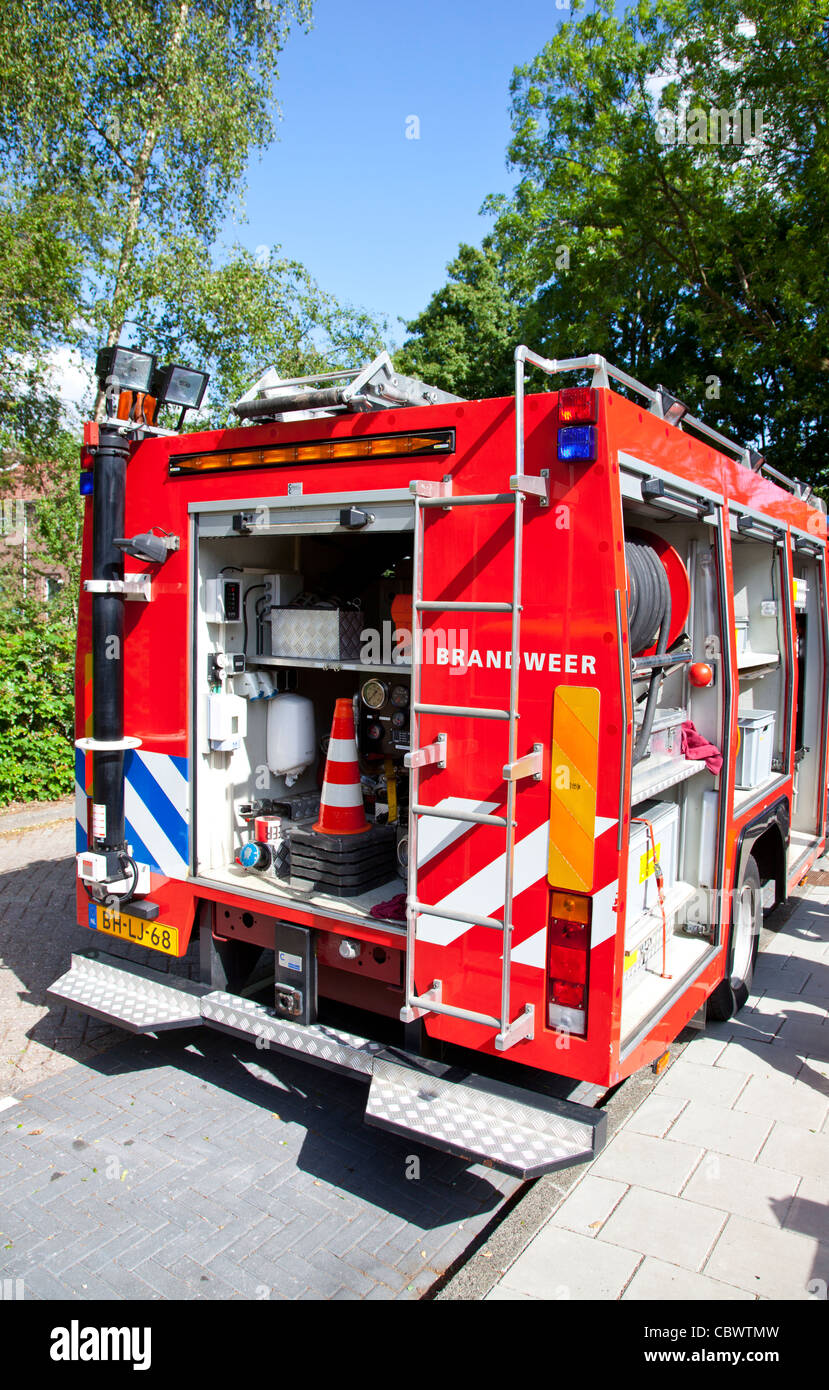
406, 996, 500, 1029
415, 600, 513, 613
413, 703, 511, 721
412, 804, 510, 827
410, 900, 505, 931
418, 493, 515, 508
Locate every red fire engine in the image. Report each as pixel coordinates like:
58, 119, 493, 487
51, 346, 828, 1177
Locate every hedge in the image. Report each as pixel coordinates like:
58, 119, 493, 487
0, 624, 75, 804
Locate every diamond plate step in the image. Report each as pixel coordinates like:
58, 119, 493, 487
47, 951, 208, 1032
364, 1059, 606, 1178
201, 991, 384, 1077
48, 952, 605, 1177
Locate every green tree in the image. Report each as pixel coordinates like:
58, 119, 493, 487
396, 241, 517, 400
0, 0, 316, 410
400, 0, 829, 482
134, 239, 386, 427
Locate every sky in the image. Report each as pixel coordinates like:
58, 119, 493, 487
220, 0, 576, 344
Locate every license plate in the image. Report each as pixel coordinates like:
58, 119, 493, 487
90, 904, 179, 956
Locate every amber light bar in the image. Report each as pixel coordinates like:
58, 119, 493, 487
168, 428, 455, 476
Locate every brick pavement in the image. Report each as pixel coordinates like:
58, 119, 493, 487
0, 820, 198, 1095
0, 816, 519, 1299
0, 1030, 517, 1299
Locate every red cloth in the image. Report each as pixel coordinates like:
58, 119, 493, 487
680, 720, 722, 774
370, 892, 407, 922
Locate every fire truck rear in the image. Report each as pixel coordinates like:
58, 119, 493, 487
51, 346, 829, 1178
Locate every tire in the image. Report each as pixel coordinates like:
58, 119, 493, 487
707, 856, 761, 1021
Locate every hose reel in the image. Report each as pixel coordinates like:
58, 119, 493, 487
625, 532, 691, 766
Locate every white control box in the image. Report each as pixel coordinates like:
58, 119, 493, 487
207, 693, 247, 751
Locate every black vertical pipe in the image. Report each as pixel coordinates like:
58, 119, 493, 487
91, 425, 129, 852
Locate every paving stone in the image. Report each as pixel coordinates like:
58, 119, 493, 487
704, 1215, 829, 1300
734, 1072, 829, 1130
681, 1152, 799, 1227
549, 1174, 628, 1237
621, 1256, 756, 1301
756, 1119, 829, 1181
496, 1224, 641, 1301
668, 1100, 774, 1161
625, 1092, 687, 1138
598, 1186, 725, 1271
657, 1059, 749, 1107
714, 1039, 803, 1079
590, 1129, 703, 1196
782, 1176, 829, 1245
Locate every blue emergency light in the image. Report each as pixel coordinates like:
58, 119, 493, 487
557, 425, 598, 462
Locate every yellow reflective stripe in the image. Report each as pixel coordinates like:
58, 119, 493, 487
548, 686, 600, 892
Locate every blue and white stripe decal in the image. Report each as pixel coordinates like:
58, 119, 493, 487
75, 747, 87, 854
124, 751, 189, 878
74, 748, 189, 879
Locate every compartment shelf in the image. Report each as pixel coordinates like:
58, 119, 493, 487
737, 651, 779, 677
248, 655, 411, 675
631, 755, 707, 805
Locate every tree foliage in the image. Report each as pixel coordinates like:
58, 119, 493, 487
0, 624, 76, 805
399, 0, 829, 483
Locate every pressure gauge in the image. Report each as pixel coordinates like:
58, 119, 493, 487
361, 678, 388, 710
390, 683, 409, 708
391, 710, 407, 729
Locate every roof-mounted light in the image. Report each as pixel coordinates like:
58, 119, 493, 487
656, 386, 688, 426
557, 425, 597, 463
95, 345, 156, 396
152, 363, 209, 412
559, 387, 598, 424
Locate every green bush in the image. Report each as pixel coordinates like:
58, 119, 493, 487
0, 623, 75, 804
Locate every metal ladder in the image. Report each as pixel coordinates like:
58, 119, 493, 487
401, 346, 551, 1052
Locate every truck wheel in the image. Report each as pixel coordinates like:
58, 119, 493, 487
707, 856, 761, 1021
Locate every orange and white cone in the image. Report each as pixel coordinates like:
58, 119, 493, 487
314, 698, 369, 835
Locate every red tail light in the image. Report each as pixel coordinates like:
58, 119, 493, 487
559, 387, 598, 425
547, 890, 591, 1036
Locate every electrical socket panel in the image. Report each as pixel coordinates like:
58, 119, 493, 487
205, 577, 242, 625
264, 572, 303, 609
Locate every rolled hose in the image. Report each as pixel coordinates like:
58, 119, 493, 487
626, 542, 672, 765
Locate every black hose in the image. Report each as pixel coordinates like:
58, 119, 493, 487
626, 542, 672, 765
234, 387, 344, 419
243, 583, 266, 656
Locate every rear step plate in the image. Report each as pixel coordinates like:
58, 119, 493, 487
47, 951, 208, 1032
365, 1059, 606, 1178
201, 991, 384, 1077
49, 951, 606, 1177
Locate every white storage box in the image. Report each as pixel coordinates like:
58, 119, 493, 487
734, 618, 749, 655
626, 799, 680, 927
735, 709, 775, 788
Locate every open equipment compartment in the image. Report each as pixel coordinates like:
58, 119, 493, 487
192, 490, 416, 936
618, 494, 728, 1052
